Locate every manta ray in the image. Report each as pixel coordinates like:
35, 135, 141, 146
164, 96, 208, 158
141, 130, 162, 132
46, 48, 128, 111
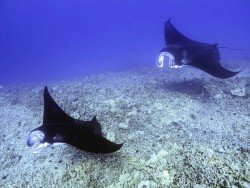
157, 19, 240, 78
27, 86, 123, 154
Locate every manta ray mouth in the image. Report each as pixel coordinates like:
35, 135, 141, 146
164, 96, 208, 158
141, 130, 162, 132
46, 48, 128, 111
27, 130, 44, 147
27, 130, 66, 153
27, 130, 48, 153
157, 52, 183, 69
31, 142, 50, 153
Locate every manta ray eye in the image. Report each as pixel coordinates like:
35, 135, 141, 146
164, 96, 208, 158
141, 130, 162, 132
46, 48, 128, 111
157, 52, 175, 68
27, 130, 45, 148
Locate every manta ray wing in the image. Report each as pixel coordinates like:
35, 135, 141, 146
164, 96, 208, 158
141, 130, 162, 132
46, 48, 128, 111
165, 19, 201, 45
62, 131, 123, 154
186, 45, 240, 78
43, 86, 74, 125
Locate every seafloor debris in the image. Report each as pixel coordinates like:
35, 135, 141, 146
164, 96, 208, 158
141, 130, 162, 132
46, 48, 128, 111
230, 87, 248, 97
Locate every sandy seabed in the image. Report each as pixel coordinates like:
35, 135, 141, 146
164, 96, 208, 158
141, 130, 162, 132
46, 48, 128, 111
0, 62, 249, 188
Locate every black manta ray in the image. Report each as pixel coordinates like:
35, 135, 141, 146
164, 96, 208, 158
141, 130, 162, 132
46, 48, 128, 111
157, 19, 240, 78
27, 87, 123, 154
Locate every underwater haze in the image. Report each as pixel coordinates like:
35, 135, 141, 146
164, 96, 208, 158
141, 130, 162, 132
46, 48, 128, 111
0, 0, 250, 83
0, 1, 250, 187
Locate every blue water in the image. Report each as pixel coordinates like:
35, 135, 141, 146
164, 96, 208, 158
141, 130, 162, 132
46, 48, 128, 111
0, 0, 250, 83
